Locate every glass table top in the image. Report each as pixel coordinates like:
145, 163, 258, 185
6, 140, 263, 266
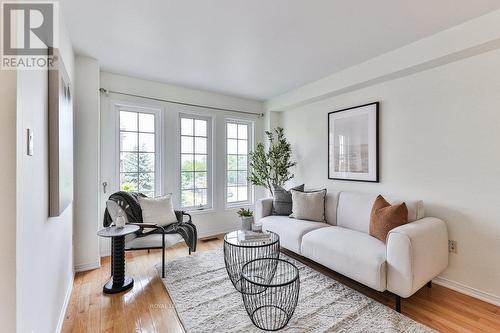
224, 230, 279, 247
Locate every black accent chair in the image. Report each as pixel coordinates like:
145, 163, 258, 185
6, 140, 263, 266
124, 210, 194, 278
105, 192, 197, 278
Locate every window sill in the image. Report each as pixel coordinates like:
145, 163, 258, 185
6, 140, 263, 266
183, 208, 215, 215
225, 202, 254, 211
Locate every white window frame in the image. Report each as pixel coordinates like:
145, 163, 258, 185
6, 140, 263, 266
225, 118, 254, 208
178, 113, 213, 211
114, 102, 163, 197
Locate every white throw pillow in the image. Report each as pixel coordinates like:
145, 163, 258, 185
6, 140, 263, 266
138, 194, 178, 227
290, 189, 327, 222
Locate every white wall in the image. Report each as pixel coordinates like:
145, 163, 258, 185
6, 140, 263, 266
74, 57, 101, 271
0, 68, 17, 333
15, 19, 75, 333
101, 72, 263, 114
275, 48, 500, 303
98, 72, 265, 256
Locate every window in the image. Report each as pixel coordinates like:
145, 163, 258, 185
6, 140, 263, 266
119, 109, 159, 197
226, 121, 252, 205
180, 115, 211, 209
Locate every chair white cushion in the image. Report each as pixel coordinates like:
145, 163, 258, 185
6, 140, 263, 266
260, 216, 328, 254
138, 194, 178, 227
337, 192, 424, 234
126, 233, 183, 249
301, 226, 387, 291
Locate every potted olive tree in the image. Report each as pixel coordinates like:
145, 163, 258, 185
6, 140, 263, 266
248, 127, 296, 196
237, 208, 253, 231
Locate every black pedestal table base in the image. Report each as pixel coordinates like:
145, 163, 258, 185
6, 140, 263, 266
103, 276, 134, 294
97, 225, 139, 295
103, 235, 134, 294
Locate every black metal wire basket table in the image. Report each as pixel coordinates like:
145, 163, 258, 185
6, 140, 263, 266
240, 258, 300, 331
224, 230, 280, 293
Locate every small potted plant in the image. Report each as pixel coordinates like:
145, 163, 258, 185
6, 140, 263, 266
237, 208, 253, 231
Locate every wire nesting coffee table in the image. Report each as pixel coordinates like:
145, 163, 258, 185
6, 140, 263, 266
241, 258, 300, 331
223, 230, 280, 293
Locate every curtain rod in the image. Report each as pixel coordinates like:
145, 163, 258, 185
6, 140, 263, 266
99, 88, 264, 117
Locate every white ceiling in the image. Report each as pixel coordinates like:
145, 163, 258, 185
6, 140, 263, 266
61, 0, 500, 100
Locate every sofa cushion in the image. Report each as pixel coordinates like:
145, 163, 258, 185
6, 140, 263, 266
272, 184, 304, 215
370, 195, 408, 242
290, 189, 327, 222
260, 216, 329, 254
324, 192, 340, 226
301, 226, 387, 291
337, 192, 424, 234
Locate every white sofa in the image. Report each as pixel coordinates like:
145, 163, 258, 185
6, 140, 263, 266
255, 191, 448, 310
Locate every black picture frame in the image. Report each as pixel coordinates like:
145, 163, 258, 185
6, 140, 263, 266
327, 102, 379, 182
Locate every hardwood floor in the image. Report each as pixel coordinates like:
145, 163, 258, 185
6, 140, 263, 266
62, 237, 500, 333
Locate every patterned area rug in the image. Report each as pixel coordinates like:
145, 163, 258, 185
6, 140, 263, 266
157, 250, 434, 333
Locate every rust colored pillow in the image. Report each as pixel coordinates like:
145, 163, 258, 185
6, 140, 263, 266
369, 195, 408, 242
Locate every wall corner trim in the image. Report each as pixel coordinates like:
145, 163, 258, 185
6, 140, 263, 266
55, 272, 74, 333
75, 261, 101, 273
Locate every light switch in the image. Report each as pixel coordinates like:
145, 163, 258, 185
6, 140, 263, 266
27, 128, 34, 156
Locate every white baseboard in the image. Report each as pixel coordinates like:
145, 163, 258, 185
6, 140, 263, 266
56, 272, 74, 333
75, 261, 101, 272
197, 225, 236, 239
433, 276, 500, 307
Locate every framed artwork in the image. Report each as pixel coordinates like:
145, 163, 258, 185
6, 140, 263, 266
48, 50, 74, 217
328, 102, 379, 182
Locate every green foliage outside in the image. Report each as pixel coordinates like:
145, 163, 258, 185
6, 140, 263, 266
248, 127, 296, 195
120, 143, 155, 194
182, 156, 208, 172
121, 183, 135, 192
181, 155, 207, 190
181, 155, 208, 206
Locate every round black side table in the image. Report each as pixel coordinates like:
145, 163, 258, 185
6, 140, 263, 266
241, 258, 300, 331
223, 230, 280, 293
97, 225, 139, 294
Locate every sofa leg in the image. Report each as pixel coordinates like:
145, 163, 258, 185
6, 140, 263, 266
427, 281, 432, 288
189, 248, 192, 255
395, 295, 401, 313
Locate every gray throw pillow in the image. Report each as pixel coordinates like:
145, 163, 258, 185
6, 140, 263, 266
272, 184, 305, 215
289, 189, 327, 222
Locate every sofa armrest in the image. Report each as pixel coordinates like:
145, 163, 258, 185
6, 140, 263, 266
255, 198, 273, 222
386, 217, 448, 298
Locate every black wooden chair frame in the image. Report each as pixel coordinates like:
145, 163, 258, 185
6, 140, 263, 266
116, 211, 193, 278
